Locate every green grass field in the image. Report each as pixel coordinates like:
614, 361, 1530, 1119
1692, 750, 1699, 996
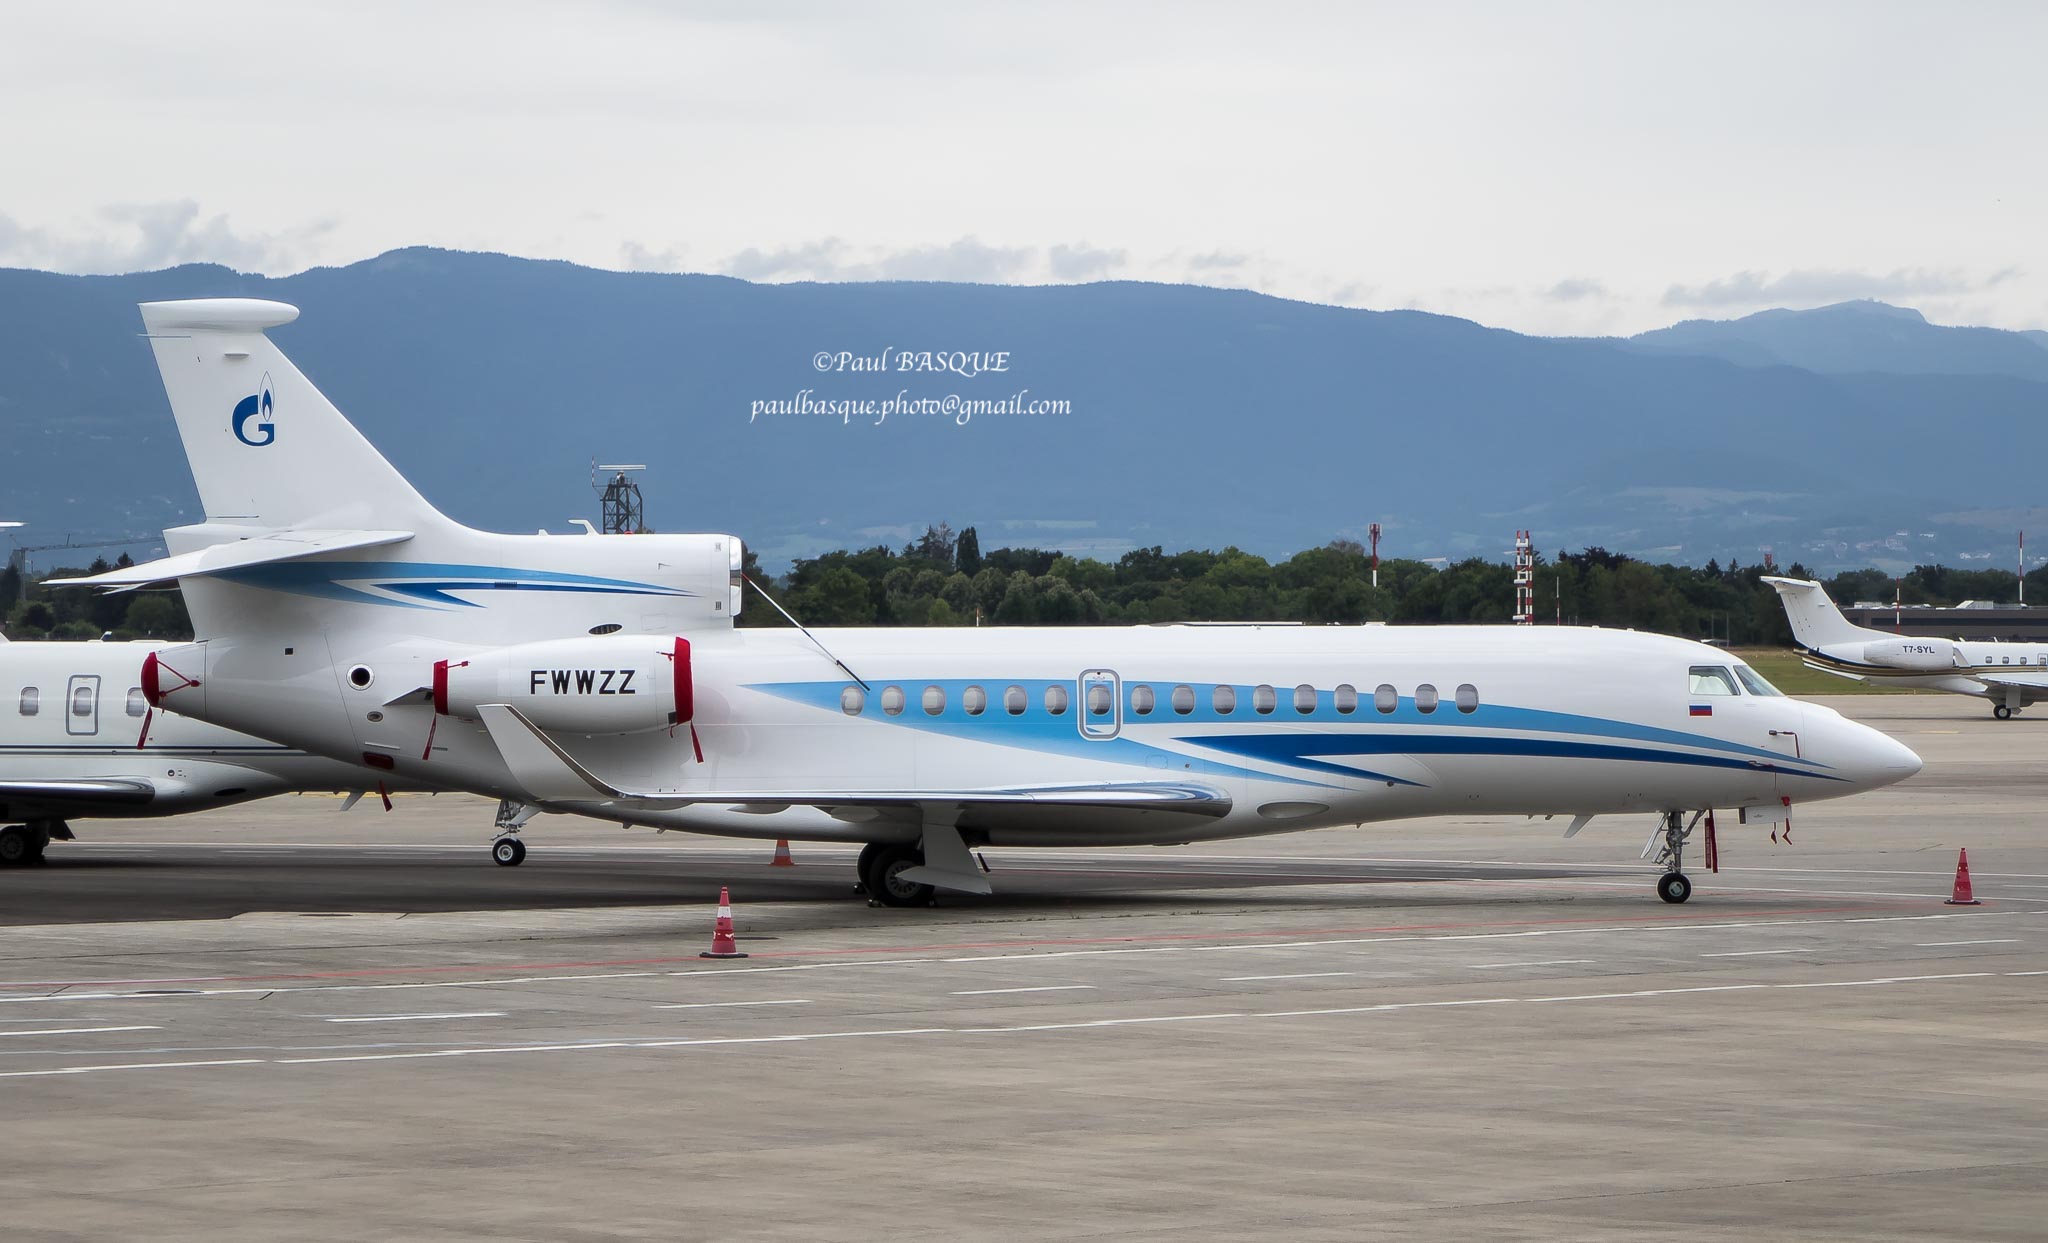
1732, 647, 1927, 695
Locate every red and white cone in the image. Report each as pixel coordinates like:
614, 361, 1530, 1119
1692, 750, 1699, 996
770, 839, 795, 867
1945, 848, 1982, 906
700, 885, 749, 958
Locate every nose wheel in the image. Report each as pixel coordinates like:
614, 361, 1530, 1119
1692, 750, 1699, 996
1646, 809, 1698, 903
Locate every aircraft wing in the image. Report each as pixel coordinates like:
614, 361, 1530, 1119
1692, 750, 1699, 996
475, 704, 1231, 815
47, 529, 414, 588
0, 778, 158, 807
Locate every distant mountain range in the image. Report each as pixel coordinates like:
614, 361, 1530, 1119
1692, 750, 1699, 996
1, 249, 2044, 574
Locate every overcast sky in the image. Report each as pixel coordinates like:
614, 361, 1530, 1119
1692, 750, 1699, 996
2, 1, 2042, 335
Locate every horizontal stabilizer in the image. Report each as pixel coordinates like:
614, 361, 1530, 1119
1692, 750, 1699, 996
48, 529, 414, 587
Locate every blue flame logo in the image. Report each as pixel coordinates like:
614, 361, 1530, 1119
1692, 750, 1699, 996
231, 374, 275, 447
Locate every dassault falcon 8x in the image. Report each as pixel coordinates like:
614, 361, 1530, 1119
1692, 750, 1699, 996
58, 299, 1922, 905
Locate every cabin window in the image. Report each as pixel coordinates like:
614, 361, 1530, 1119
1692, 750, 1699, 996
1004, 685, 1026, 715
963, 685, 987, 716
922, 686, 945, 716
1455, 683, 1478, 713
1253, 684, 1277, 714
1130, 685, 1155, 716
1044, 685, 1069, 716
1732, 666, 1783, 697
71, 685, 95, 718
1415, 683, 1439, 714
880, 685, 906, 716
1334, 684, 1357, 714
1086, 683, 1112, 717
1374, 683, 1397, 713
1171, 685, 1195, 715
1688, 666, 1739, 696
840, 686, 865, 715
126, 687, 148, 717
1293, 684, 1316, 714
1212, 685, 1237, 715
17, 687, 38, 717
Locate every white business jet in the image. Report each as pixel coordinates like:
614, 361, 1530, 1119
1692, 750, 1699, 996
59, 299, 1921, 906
0, 633, 420, 864
1767, 576, 2048, 719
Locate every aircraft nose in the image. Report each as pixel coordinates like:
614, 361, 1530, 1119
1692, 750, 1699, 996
1808, 704, 1921, 790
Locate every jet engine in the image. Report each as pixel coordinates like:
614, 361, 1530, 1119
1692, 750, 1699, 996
1858, 638, 1955, 672
434, 635, 692, 735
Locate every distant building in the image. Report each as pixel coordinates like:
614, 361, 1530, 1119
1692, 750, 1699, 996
1843, 603, 2048, 642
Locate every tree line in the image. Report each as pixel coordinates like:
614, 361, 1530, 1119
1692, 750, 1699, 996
2, 529, 2038, 644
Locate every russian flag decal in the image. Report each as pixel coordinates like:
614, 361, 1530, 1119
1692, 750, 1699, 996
1689, 704, 1713, 717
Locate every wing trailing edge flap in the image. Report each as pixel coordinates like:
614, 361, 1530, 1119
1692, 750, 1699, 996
473, 703, 1234, 817
47, 529, 414, 588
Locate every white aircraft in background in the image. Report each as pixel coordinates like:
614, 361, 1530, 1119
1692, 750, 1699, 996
60, 299, 1921, 906
0, 634, 420, 864
1767, 575, 2048, 719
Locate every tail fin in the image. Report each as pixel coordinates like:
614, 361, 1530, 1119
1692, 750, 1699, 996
1762, 576, 1871, 649
137, 299, 447, 532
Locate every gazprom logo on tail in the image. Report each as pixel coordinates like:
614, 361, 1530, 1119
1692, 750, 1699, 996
231, 373, 275, 446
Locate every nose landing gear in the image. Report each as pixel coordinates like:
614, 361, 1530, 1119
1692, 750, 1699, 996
1646, 809, 1699, 903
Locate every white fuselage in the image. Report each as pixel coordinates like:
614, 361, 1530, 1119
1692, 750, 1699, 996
0, 639, 408, 824
151, 613, 1921, 847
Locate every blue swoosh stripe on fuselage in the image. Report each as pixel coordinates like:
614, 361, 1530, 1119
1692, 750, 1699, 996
216, 561, 696, 610
1183, 732, 1847, 783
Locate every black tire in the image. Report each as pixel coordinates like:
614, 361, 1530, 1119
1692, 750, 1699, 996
1657, 872, 1692, 904
1994, 704, 2014, 720
0, 826, 29, 867
855, 842, 885, 891
863, 844, 934, 908
492, 837, 527, 867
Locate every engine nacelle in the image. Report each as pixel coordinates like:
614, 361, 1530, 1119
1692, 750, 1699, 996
1859, 638, 1954, 672
435, 635, 691, 735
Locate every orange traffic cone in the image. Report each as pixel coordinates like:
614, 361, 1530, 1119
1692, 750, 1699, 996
770, 839, 795, 867
700, 886, 749, 958
1944, 849, 1981, 906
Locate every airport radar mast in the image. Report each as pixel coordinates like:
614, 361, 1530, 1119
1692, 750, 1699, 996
592, 462, 646, 534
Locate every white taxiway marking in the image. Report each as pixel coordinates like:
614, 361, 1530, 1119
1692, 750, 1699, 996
1916, 939, 2021, 947
950, 985, 1098, 996
1468, 960, 1595, 969
1700, 949, 1805, 957
652, 1000, 813, 1010
0, 1025, 161, 1037
1218, 972, 1357, 982
0, 970, 2035, 1080
324, 1012, 507, 1024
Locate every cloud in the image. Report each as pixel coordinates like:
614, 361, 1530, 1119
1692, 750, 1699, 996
714, 236, 1125, 284
0, 200, 335, 274
1186, 249, 1248, 270
1046, 242, 1126, 281
618, 239, 688, 271
1544, 276, 1606, 302
1661, 266, 2020, 308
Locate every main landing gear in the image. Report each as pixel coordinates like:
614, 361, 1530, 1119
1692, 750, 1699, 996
856, 841, 936, 908
489, 798, 537, 867
1649, 809, 1696, 904
1994, 704, 2017, 720
0, 821, 60, 866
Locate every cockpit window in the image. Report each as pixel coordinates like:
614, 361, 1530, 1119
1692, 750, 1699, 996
1732, 665, 1783, 697
1688, 666, 1739, 696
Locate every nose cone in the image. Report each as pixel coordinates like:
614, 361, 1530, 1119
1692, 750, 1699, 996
1807, 704, 1922, 791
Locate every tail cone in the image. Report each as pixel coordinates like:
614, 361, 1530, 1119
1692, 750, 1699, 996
1944, 848, 1982, 906
700, 885, 749, 958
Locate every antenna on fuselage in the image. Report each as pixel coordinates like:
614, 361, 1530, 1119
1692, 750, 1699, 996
743, 574, 870, 691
